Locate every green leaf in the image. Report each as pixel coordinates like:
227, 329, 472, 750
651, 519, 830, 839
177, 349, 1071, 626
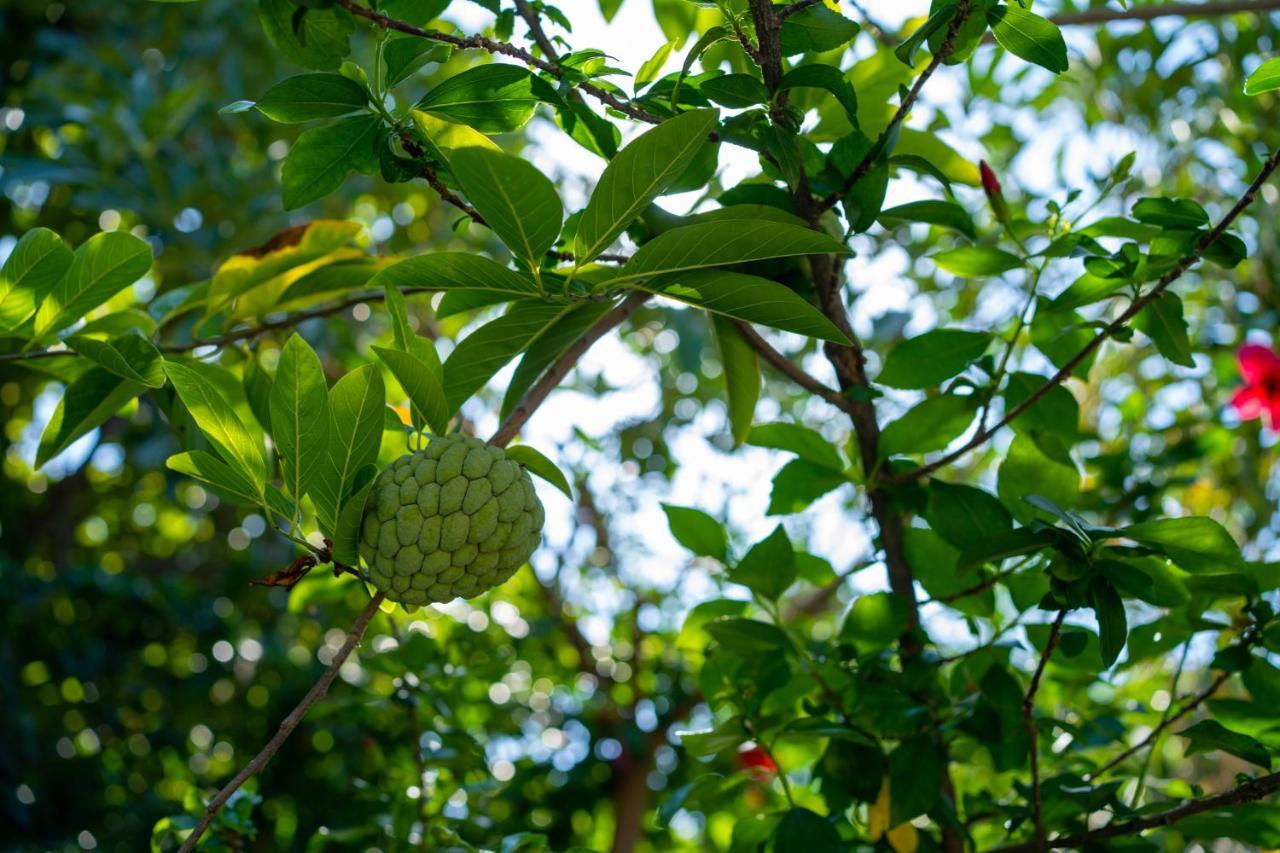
416, 64, 542, 133
258, 0, 353, 71
312, 364, 385, 535
37, 368, 147, 469
635, 38, 677, 89
609, 221, 849, 283
888, 735, 942, 825
1243, 656, 1280, 705
878, 200, 975, 238
449, 147, 563, 270
0, 227, 72, 332
1245, 57, 1280, 95
64, 332, 165, 388
1090, 578, 1127, 668
997, 432, 1079, 524
731, 525, 795, 601
1132, 197, 1210, 230
1121, 517, 1243, 573
370, 252, 540, 299
778, 64, 858, 126
641, 269, 850, 344
382, 283, 442, 371
167, 450, 268, 510
779, 4, 859, 54
574, 109, 719, 264
771, 808, 843, 853
33, 231, 153, 341
841, 591, 911, 646
747, 422, 844, 471
710, 314, 760, 447
372, 346, 449, 435
1178, 720, 1272, 769
164, 360, 268, 488
443, 301, 577, 412
768, 459, 847, 515
932, 245, 1024, 277
255, 73, 368, 123
281, 114, 381, 209
706, 617, 789, 653
662, 503, 727, 561
331, 465, 376, 566
699, 74, 769, 108
504, 445, 572, 499
924, 481, 1012, 551
383, 36, 449, 87
987, 5, 1069, 74
501, 302, 613, 420
1003, 372, 1080, 445
877, 329, 991, 389
879, 393, 979, 457
956, 527, 1055, 573
1135, 292, 1194, 367
270, 334, 332, 503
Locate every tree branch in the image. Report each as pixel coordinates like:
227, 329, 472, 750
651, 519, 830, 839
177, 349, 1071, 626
997, 769, 1280, 852
1051, 0, 1280, 27
490, 292, 650, 448
732, 321, 859, 416
335, 0, 664, 125
1023, 609, 1066, 852
813, 0, 971, 216
892, 145, 1280, 484
179, 592, 387, 852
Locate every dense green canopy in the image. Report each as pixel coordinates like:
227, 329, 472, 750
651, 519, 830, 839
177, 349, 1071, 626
3, 0, 1280, 851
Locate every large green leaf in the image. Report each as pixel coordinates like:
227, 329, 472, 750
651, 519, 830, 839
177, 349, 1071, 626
1121, 517, 1243, 573
638, 270, 850, 344
662, 503, 727, 561
281, 114, 382, 209
710, 314, 759, 447
1245, 57, 1280, 95
269, 334, 331, 503
505, 445, 572, 498
64, 332, 165, 388
987, 5, 1069, 74
1135, 292, 1194, 367
0, 227, 72, 332
924, 481, 1012, 551
36, 368, 147, 469
932, 245, 1023, 277
255, 72, 368, 123
258, 0, 352, 71
608, 221, 849, 283
370, 252, 540, 300
449, 147, 563, 271
997, 432, 1079, 523
1090, 578, 1128, 668
1178, 720, 1272, 769
731, 525, 795, 601
416, 64, 542, 133
442, 301, 577, 412
167, 450, 274, 511
164, 359, 269, 489
500, 301, 613, 420
33, 231, 153, 341
330, 464, 377, 566
372, 345, 449, 435
748, 422, 844, 471
574, 109, 719, 264
312, 364, 385, 536
877, 329, 991, 389
879, 393, 979, 457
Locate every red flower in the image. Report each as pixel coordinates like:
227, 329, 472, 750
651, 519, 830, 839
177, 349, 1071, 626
1231, 344, 1280, 429
737, 744, 776, 777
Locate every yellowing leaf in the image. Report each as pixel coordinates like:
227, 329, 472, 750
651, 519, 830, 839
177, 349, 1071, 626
868, 777, 891, 840
888, 822, 919, 853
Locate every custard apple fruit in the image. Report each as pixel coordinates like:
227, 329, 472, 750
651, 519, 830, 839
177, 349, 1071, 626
358, 435, 544, 606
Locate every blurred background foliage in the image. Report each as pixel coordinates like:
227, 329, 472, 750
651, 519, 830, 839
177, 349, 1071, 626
2, 0, 1280, 851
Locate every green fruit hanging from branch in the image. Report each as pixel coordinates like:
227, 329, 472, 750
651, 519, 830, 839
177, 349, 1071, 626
359, 434, 545, 606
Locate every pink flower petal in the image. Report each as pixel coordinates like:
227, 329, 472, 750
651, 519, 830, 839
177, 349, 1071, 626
1237, 344, 1280, 384
1231, 386, 1268, 419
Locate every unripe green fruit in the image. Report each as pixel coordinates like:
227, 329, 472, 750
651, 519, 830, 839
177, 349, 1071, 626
358, 435, 544, 606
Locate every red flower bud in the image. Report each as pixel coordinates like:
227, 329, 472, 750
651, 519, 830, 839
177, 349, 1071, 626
979, 159, 1010, 224
737, 744, 777, 777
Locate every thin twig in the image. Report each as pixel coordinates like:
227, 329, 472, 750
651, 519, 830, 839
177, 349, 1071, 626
179, 592, 387, 852
1051, 0, 1280, 27
732, 321, 858, 416
996, 769, 1280, 852
813, 0, 971, 215
336, 0, 663, 125
893, 145, 1280, 484
489, 292, 650, 447
1023, 609, 1067, 852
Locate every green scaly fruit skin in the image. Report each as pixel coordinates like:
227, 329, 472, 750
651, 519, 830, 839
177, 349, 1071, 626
358, 435, 545, 606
